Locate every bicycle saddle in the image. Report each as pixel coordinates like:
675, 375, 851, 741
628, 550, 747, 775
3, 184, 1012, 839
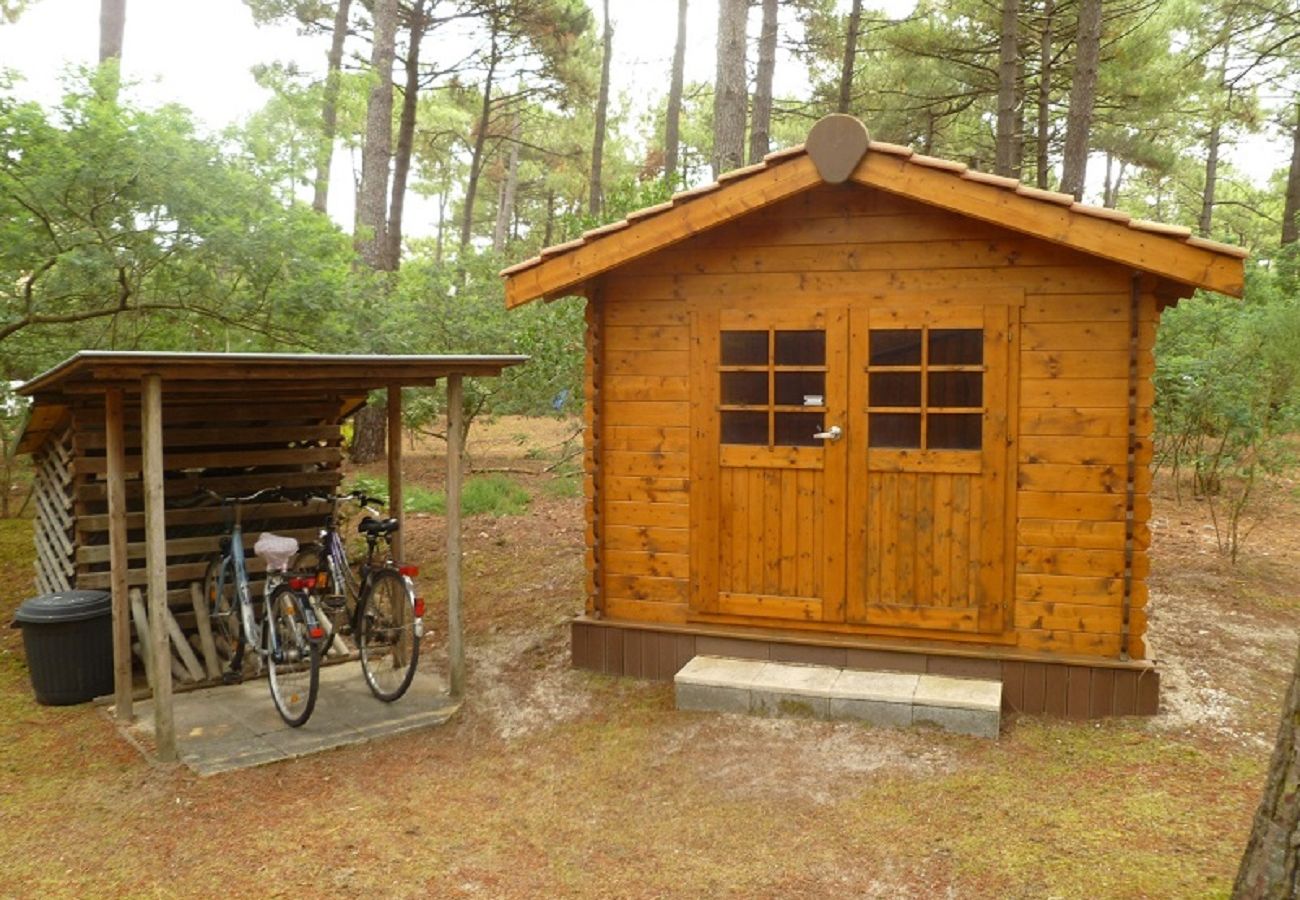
358, 516, 400, 536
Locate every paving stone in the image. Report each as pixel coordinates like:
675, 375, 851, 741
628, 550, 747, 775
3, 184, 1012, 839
911, 704, 1000, 739
829, 696, 914, 729
672, 656, 1002, 739
676, 681, 752, 714
675, 655, 766, 688
828, 669, 918, 704
914, 674, 1002, 712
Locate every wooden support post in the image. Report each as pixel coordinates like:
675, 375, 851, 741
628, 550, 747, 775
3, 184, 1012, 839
105, 388, 133, 721
387, 383, 404, 561
141, 374, 175, 762
446, 373, 465, 699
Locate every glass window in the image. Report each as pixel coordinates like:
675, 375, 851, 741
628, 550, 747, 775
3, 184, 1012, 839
720, 326, 827, 447
720, 331, 767, 366
867, 326, 983, 450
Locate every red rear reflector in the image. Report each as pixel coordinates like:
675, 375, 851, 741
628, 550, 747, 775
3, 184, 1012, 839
399, 565, 420, 577
290, 577, 310, 590
309, 626, 324, 639
413, 598, 425, 617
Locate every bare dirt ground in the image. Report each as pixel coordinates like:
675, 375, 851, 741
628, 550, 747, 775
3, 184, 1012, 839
1, 416, 1298, 898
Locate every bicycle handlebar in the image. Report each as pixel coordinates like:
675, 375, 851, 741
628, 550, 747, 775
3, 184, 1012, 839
199, 486, 285, 506
300, 490, 382, 510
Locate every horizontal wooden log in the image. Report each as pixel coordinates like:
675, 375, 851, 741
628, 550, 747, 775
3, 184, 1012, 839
602, 525, 690, 554
1017, 464, 1151, 494
1017, 546, 1150, 579
75, 469, 341, 503
76, 500, 333, 534
76, 527, 319, 565
1017, 518, 1151, 551
1019, 407, 1152, 438
603, 550, 690, 579
1017, 491, 1152, 521
75, 446, 342, 476
1014, 600, 1148, 634
74, 425, 342, 452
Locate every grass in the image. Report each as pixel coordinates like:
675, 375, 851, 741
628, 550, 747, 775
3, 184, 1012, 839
350, 473, 532, 516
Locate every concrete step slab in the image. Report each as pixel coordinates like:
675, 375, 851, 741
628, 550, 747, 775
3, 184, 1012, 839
675, 655, 1001, 738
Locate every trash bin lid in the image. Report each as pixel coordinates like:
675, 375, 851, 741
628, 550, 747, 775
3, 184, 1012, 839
11, 590, 112, 626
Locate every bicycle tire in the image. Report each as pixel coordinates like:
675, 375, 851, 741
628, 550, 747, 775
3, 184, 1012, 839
202, 555, 243, 671
358, 568, 420, 702
265, 584, 320, 727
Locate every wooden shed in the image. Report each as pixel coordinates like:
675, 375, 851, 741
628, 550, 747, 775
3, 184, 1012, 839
502, 115, 1247, 717
17, 351, 525, 759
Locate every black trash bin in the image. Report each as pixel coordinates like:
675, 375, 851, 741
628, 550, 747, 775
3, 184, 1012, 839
10, 590, 115, 705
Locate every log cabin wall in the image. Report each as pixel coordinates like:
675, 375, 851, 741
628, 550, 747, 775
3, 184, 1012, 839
33, 395, 350, 635
587, 182, 1152, 663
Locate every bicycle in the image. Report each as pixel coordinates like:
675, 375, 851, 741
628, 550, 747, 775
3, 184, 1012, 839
293, 491, 423, 703
200, 487, 323, 727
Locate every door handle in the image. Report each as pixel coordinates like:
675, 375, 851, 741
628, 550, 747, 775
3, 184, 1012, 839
813, 425, 842, 442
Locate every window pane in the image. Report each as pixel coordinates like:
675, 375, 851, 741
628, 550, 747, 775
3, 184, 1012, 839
869, 413, 921, 448
869, 329, 921, 366
928, 372, 982, 408
928, 329, 982, 365
869, 371, 921, 407
721, 410, 767, 445
721, 330, 768, 366
774, 413, 823, 447
774, 330, 825, 365
927, 414, 981, 449
721, 371, 768, 405
774, 371, 825, 406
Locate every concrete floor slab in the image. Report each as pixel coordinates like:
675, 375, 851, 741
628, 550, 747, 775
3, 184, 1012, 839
119, 662, 458, 776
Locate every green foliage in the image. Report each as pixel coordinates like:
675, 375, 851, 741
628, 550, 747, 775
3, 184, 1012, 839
1154, 267, 1300, 559
0, 70, 360, 378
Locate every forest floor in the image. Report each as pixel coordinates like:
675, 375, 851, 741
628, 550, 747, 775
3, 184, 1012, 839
1, 416, 1298, 898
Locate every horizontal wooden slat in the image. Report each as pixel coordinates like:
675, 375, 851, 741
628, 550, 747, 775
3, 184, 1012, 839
602, 301, 689, 327
603, 376, 690, 402
603, 526, 690, 554
717, 591, 823, 621
603, 476, 690, 502
602, 402, 690, 427
76, 500, 333, 534
603, 550, 690, 578
75, 446, 341, 476
1017, 519, 1150, 551
602, 426, 689, 453
76, 527, 319, 565
604, 574, 689, 602
1017, 464, 1151, 494
603, 451, 688, 478
1021, 350, 1154, 380
1017, 546, 1149, 579
1017, 491, 1152, 521
1021, 321, 1155, 351
1014, 600, 1148, 634
1016, 572, 1149, 605
74, 425, 341, 451
1021, 378, 1152, 408
1019, 407, 1151, 437
603, 501, 689, 528
602, 325, 688, 351
75, 469, 341, 502
1019, 435, 1151, 465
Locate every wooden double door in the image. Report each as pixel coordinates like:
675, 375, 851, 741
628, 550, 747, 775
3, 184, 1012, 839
690, 301, 1012, 636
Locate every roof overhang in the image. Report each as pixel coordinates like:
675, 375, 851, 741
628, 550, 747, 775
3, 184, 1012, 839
16, 351, 528, 454
502, 115, 1247, 307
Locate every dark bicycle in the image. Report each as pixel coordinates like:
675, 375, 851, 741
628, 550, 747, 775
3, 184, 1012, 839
201, 487, 323, 727
294, 491, 423, 702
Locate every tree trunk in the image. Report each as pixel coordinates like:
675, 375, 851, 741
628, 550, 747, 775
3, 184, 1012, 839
1200, 119, 1222, 237
384, 0, 427, 271
664, 0, 688, 187
99, 0, 126, 62
748, 0, 778, 165
460, 26, 499, 250
1233, 635, 1300, 897
356, 0, 399, 267
493, 118, 519, 253
1284, 100, 1300, 246
995, 0, 1019, 177
313, 0, 352, 215
712, 0, 748, 178
543, 189, 556, 247
837, 0, 863, 114
589, 0, 613, 217
1059, 0, 1102, 200
350, 402, 387, 464
1036, 0, 1054, 189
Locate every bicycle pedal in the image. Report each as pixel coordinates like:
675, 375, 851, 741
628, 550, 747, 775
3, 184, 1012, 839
221, 669, 243, 685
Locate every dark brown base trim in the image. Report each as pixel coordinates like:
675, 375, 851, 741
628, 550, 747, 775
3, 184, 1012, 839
572, 617, 1159, 718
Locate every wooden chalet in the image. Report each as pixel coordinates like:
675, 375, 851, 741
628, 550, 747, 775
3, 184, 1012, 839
502, 114, 1248, 718
17, 351, 525, 758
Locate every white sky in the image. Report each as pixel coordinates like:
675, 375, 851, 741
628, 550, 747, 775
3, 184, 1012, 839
0, 0, 1290, 235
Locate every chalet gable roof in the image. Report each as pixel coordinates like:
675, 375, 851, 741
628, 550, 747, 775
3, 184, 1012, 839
502, 115, 1247, 307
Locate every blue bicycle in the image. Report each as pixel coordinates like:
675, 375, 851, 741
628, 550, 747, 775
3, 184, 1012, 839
201, 487, 323, 727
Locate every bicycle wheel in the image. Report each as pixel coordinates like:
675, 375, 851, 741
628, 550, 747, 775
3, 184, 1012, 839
265, 584, 320, 727
358, 569, 420, 702
202, 555, 242, 668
